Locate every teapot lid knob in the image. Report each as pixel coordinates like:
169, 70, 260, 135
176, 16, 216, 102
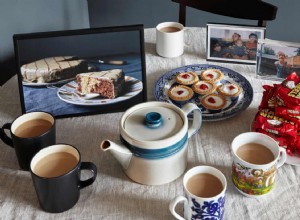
144, 112, 162, 128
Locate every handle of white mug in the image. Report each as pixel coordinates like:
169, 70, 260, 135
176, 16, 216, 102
184, 28, 193, 47
181, 103, 202, 138
169, 196, 188, 220
276, 147, 287, 168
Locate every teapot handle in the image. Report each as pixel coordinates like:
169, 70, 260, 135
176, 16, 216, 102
181, 103, 202, 138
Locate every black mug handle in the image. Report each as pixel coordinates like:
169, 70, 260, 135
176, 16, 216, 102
79, 162, 97, 189
0, 123, 13, 147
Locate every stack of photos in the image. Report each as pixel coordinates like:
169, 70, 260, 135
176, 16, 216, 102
207, 23, 265, 64
256, 38, 300, 80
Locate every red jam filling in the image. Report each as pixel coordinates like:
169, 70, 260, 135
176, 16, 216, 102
177, 90, 184, 95
207, 73, 214, 79
208, 97, 216, 103
181, 73, 191, 79
200, 84, 208, 90
229, 85, 236, 90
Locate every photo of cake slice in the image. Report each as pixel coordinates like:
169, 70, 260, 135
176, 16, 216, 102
21, 56, 89, 83
76, 69, 125, 99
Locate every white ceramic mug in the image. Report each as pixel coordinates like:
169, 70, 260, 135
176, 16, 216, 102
231, 132, 287, 197
156, 22, 191, 58
169, 166, 227, 220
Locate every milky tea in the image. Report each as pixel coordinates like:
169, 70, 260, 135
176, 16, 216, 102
236, 143, 274, 165
186, 173, 223, 197
14, 119, 52, 138
159, 26, 181, 33
33, 152, 78, 178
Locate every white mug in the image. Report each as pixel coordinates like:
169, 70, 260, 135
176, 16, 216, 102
169, 166, 227, 220
156, 22, 191, 58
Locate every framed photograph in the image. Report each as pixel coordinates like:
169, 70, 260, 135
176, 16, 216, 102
256, 38, 300, 80
207, 23, 265, 64
13, 24, 147, 118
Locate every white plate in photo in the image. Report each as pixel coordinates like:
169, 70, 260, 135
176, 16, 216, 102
57, 76, 143, 106
154, 64, 253, 121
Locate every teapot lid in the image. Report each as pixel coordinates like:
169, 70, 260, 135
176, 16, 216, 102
123, 106, 183, 141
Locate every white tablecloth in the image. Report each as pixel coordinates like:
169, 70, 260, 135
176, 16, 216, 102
0, 28, 299, 220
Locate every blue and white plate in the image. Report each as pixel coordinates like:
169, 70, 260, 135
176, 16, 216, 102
154, 64, 253, 121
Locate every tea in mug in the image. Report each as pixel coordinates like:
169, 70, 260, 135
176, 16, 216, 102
33, 152, 78, 178
14, 119, 52, 138
236, 143, 274, 165
159, 26, 181, 33
187, 173, 223, 197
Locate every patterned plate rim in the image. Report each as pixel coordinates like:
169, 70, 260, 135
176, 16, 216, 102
153, 64, 253, 121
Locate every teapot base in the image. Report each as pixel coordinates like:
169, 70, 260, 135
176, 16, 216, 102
123, 144, 188, 185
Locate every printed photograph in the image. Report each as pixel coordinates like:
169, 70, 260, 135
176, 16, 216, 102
207, 24, 265, 64
256, 39, 300, 80
14, 25, 147, 118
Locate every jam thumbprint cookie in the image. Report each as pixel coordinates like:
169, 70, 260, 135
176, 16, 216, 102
175, 71, 199, 85
217, 83, 242, 101
200, 94, 226, 113
168, 85, 194, 104
200, 69, 224, 84
192, 81, 216, 96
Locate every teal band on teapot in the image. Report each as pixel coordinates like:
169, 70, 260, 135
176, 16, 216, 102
121, 133, 188, 159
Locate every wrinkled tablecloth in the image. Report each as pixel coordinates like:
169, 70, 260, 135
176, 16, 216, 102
0, 28, 299, 220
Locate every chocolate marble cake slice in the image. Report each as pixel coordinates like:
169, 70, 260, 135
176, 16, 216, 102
76, 69, 125, 99
21, 56, 89, 83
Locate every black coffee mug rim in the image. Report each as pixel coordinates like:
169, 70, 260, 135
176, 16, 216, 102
10, 111, 55, 140
30, 143, 81, 180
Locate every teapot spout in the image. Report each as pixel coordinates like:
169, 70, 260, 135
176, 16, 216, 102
100, 139, 132, 170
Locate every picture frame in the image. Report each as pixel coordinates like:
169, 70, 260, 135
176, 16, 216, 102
206, 23, 265, 64
256, 38, 300, 80
13, 24, 147, 118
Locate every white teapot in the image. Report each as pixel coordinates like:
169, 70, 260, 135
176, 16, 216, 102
100, 101, 202, 185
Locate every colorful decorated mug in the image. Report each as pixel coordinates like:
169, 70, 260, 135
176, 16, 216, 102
231, 132, 287, 197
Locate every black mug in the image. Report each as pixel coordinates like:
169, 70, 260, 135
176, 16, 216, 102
0, 111, 56, 171
30, 144, 97, 213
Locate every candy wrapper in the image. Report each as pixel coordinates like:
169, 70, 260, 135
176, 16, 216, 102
253, 109, 298, 138
258, 85, 279, 110
275, 72, 300, 107
254, 72, 300, 156
275, 106, 300, 120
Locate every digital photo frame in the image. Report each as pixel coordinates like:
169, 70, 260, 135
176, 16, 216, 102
14, 24, 147, 118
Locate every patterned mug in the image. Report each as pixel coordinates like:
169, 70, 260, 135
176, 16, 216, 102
169, 166, 227, 220
231, 132, 287, 197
